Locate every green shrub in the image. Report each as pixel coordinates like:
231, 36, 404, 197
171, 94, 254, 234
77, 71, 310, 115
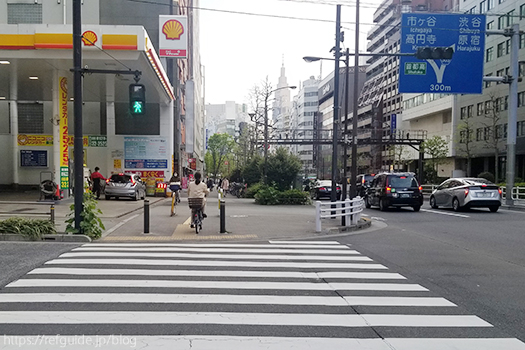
0, 217, 56, 240
255, 187, 311, 205
278, 189, 311, 205
254, 187, 280, 205
245, 182, 267, 198
478, 171, 495, 183
65, 192, 105, 240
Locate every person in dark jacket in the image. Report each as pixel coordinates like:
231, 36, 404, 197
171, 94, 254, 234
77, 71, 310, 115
90, 167, 106, 199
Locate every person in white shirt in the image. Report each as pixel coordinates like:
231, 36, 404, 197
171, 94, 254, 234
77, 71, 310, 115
187, 172, 210, 217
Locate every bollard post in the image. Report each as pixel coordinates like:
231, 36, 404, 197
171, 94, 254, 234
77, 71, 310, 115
50, 204, 55, 224
219, 199, 226, 233
144, 199, 150, 234
315, 201, 322, 232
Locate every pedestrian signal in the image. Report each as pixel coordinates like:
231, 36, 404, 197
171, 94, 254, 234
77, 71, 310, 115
129, 84, 146, 115
415, 47, 454, 60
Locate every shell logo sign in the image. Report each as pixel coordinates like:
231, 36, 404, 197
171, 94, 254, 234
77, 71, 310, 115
162, 20, 184, 40
81, 31, 98, 46
159, 15, 187, 58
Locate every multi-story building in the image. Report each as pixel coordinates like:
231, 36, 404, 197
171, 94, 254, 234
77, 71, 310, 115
205, 101, 249, 138
272, 64, 293, 142
453, 0, 525, 181
289, 76, 319, 178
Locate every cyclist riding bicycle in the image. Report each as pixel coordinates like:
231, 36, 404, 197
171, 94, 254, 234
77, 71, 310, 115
187, 172, 209, 220
169, 172, 181, 203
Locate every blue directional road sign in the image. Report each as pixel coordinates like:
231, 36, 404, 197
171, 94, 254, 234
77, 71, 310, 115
399, 13, 486, 94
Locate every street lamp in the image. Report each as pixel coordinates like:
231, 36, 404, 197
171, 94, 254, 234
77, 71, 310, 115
263, 85, 296, 184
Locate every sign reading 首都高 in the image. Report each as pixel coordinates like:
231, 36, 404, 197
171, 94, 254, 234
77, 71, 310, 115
399, 13, 486, 94
124, 137, 168, 169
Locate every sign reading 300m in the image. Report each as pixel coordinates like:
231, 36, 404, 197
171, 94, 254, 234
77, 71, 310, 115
399, 13, 486, 94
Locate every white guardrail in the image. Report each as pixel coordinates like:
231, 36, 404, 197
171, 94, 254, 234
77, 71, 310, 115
315, 197, 364, 233
422, 185, 525, 201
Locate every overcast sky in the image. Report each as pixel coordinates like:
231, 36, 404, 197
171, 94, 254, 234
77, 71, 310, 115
199, 0, 382, 105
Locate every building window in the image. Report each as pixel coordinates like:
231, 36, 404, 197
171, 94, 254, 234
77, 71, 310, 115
7, 4, 42, 24
480, 1, 487, 13
477, 102, 484, 115
476, 128, 483, 141
520, 34, 525, 49
486, 47, 493, 62
460, 107, 467, 119
467, 105, 473, 117
521, 4, 525, 19
18, 103, 44, 134
498, 15, 506, 29
485, 73, 493, 88
518, 121, 525, 136
518, 91, 525, 107
486, 20, 493, 29
497, 42, 505, 57
487, 0, 494, 10
507, 10, 514, 26
484, 127, 491, 140
485, 100, 492, 113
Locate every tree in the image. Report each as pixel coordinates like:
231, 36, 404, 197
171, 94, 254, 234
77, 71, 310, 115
205, 133, 235, 179
422, 135, 448, 183
387, 144, 411, 171
456, 117, 477, 177
482, 94, 504, 182
242, 156, 263, 186
266, 147, 302, 191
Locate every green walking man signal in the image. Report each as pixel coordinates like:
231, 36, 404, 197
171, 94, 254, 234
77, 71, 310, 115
129, 84, 146, 115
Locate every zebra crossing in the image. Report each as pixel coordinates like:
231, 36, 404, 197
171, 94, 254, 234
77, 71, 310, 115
0, 240, 524, 350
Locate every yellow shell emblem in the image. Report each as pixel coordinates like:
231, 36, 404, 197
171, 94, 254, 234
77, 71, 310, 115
82, 31, 98, 46
162, 20, 184, 40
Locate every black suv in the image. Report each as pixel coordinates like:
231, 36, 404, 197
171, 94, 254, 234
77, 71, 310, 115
365, 172, 423, 212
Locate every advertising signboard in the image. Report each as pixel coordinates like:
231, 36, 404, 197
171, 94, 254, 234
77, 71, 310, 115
399, 13, 486, 94
159, 15, 187, 58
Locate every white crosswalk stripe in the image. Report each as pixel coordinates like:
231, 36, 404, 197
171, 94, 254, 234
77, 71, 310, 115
0, 240, 524, 350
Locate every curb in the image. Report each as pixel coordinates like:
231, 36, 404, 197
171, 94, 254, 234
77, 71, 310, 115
0, 233, 91, 242
323, 217, 372, 234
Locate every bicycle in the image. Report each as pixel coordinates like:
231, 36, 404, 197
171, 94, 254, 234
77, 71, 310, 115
169, 183, 181, 217
188, 197, 204, 234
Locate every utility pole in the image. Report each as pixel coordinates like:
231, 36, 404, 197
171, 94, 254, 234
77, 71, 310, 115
330, 5, 342, 203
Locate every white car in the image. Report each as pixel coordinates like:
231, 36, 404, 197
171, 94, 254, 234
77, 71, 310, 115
429, 178, 501, 212
104, 173, 146, 201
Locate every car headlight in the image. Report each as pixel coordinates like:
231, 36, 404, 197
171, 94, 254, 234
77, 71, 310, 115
392, 193, 398, 198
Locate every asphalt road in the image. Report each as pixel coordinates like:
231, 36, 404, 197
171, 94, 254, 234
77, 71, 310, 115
341, 203, 525, 342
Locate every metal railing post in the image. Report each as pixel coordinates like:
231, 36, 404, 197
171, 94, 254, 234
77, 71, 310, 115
219, 199, 226, 233
315, 201, 322, 232
144, 199, 150, 234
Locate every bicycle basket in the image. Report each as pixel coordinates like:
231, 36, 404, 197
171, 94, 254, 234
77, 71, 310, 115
188, 198, 204, 209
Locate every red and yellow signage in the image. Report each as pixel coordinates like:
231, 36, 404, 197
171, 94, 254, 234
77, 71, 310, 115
17, 134, 53, 146
59, 77, 68, 167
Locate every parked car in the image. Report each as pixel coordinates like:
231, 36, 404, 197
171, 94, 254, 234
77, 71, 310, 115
356, 174, 375, 197
105, 173, 146, 201
429, 177, 501, 212
365, 172, 423, 211
311, 180, 342, 200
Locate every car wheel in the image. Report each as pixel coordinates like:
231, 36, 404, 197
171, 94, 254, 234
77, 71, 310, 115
429, 196, 438, 209
452, 197, 461, 212
379, 198, 388, 211
115, 196, 119, 200
413, 205, 421, 212
141, 190, 145, 200
105, 195, 111, 200
365, 196, 371, 208
489, 206, 499, 212
133, 191, 139, 201
316, 193, 320, 200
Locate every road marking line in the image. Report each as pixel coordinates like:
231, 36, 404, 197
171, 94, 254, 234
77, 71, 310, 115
268, 240, 341, 245
7, 279, 426, 291
102, 214, 139, 236
59, 252, 372, 262
72, 247, 363, 255
0, 312, 490, 327
44, 259, 388, 269
0, 294, 455, 306
421, 209, 470, 218
90, 243, 351, 249
28, 268, 406, 279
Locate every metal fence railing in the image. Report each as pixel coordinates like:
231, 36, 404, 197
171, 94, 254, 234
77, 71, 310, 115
315, 197, 364, 232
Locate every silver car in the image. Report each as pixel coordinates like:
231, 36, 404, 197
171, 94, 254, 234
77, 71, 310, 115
429, 178, 502, 212
104, 173, 146, 201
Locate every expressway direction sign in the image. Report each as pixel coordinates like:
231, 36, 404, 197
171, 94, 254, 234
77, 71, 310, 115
399, 13, 486, 94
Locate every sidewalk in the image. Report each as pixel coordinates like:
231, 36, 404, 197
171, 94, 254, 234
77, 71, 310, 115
0, 189, 360, 242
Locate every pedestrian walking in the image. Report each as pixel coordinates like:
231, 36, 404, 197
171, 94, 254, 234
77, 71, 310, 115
90, 167, 106, 200
221, 177, 230, 197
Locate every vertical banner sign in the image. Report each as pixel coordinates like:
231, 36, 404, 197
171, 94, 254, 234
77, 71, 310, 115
59, 77, 69, 190
390, 114, 397, 134
159, 15, 188, 58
